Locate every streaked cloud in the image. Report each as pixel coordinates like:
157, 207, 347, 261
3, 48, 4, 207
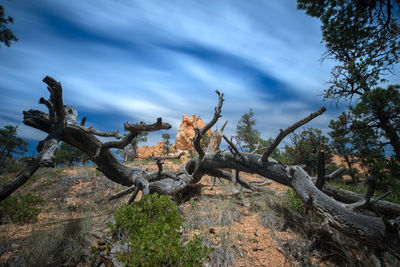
0, 0, 353, 152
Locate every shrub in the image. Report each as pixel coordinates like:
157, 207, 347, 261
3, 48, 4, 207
110, 193, 209, 266
0, 193, 44, 224
285, 188, 303, 211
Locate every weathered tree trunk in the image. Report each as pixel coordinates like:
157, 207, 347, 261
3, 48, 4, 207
0, 76, 399, 259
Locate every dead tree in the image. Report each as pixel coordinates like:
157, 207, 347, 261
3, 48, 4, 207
206, 120, 227, 152
0, 76, 399, 259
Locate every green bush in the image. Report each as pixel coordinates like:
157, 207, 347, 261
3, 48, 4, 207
285, 188, 303, 211
0, 193, 44, 224
110, 193, 209, 266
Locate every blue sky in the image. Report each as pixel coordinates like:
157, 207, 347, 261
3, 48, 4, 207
1, 0, 357, 154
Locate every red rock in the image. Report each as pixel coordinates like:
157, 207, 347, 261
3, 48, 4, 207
175, 114, 211, 150
137, 142, 166, 159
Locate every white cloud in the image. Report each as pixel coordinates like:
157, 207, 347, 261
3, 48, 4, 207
0, 0, 352, 150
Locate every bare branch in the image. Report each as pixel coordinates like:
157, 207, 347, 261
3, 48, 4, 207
102, 118, 171, 150
101, 133, 137, 150
323, 184, 400, 217
127, 186, 140, 204
38, 97, 55, 125
325, 166, 346, 180
82, 126, 121, 139
80, 116, 87, 126
370, 191, 391, 205
193, 90, 224, 159
262, 106, 327, 162
345, 176, 377, 210
152, 152, 184, 161
0, 131, 61, 201
250, 142, 261, 154
23, 110, 52, 133
249, 179, 272, 186
42, 76, 65, 122
108, 185, 136, 201
223, 135, 246, 161
219, 120, 228, 134
203, 168, 255, 191
125, 117, 171, 132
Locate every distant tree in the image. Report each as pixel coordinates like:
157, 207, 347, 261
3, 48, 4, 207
350, 86, 400, 159
118, 131, 148, 162
0, 125, 28, 158
54, 142, 90, 166
297, 0, 400, 101
298, 0, 400, 191
235, 109, 260, 152
350, 88, 400, 186
283, 128, 332, 176
328, 112, 360, 183
298, 0, 400, 160
0, 125, 28, 174
0, 4, 18, 47
162, 133, 171, 154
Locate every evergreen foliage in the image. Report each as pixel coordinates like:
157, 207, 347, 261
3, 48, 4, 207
54, 142, 90, 166
162, 133, 171, 154
297, 0, 400, 101
0, 125, 28, 174
235, 109, 260, 152
283, 128, 332, 176
110, 193, 209, 266
0, 193, 44, 224
329, 87, 400, 187
0, 5, 18, 47
328, 112, 360, 183
298, 0, 400, 186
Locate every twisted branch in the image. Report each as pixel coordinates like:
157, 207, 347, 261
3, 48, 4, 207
193, 90, 224, 160
262, 106, 326, 162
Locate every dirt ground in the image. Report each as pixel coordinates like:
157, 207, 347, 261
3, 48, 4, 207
0, 161, 302, 266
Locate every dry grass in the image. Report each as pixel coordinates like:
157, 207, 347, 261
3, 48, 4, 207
1, 160, 399, 266
0, 165, 123, 266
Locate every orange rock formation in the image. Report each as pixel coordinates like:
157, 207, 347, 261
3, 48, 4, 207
137, 142, 166, 159
136, 114, 211, 158
175, 114, 211, 150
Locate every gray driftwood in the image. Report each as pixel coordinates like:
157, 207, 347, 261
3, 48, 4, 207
0, 76, 399, 259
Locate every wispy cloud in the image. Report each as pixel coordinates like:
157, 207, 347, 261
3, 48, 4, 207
0, 0, 348, 152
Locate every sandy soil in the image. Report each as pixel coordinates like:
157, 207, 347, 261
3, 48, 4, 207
0, 162, 298, 266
